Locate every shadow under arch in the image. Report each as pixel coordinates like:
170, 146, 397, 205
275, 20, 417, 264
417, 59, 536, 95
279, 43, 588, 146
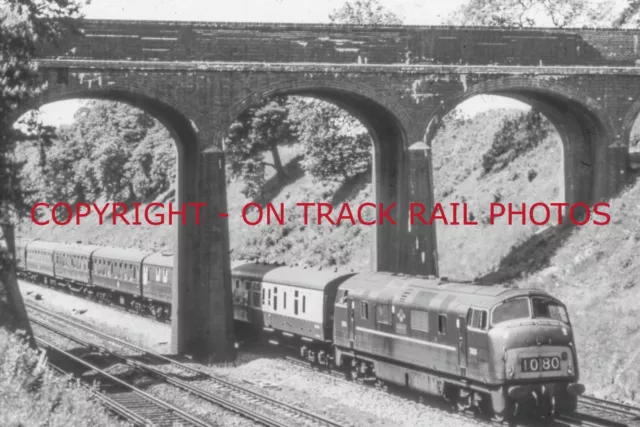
426, 77, 617, 209
219, 79, 412, 272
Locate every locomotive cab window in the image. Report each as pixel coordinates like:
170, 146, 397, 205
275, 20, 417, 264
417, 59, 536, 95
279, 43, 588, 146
531, 297, 570, 324
468, 309, 488, 330
491, 297, 531, 327
438, 314, 447, 335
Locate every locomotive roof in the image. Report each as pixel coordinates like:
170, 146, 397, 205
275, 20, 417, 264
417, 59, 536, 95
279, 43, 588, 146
54, 242, 103, 257
92, 246, 154, 263
144, 252, 174, 268
339, 272, 557, 311
26, 240, 60, 252
232, 262, 354, 291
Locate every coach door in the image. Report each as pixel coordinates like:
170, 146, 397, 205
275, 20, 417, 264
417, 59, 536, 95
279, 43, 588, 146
457, 314, 468, 375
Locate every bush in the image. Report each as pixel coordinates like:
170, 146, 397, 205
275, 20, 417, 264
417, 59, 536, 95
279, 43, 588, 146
481, 110, 551, 174
0, 328, 131, 427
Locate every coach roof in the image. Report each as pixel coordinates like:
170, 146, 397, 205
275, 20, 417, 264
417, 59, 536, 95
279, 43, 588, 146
27, 240, 60, 252
232, 262, 354, 291
54, 242, 102, 257
144, 252, 174, 268
92, 246, 153, 263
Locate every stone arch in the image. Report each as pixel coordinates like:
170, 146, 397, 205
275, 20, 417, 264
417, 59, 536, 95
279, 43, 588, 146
425, 76, 618, 207
12, 84, 198, 154
218, 77, 412, 151
10, 82, 228, 360
218, 77, 412, 273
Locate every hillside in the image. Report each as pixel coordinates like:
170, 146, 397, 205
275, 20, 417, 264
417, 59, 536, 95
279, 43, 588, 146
15, 106, 640, 402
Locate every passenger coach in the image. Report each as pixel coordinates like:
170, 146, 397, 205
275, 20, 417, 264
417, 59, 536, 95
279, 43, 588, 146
91, 246, 153, 310
231, 262, 354, 362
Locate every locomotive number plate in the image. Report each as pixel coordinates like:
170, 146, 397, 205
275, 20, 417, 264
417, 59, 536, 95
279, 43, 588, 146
521, 356, 561, 372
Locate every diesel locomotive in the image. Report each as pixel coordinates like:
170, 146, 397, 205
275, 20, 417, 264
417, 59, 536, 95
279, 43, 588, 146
12, 237, 585, 422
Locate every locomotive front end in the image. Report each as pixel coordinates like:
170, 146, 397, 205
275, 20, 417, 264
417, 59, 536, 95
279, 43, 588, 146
487, 293, 585, 419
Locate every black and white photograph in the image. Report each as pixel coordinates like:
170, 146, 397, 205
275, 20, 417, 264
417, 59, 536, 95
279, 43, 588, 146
1, 0, 640, 425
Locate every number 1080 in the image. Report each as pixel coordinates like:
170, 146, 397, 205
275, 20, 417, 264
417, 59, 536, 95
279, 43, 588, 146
521, 356, 561, 372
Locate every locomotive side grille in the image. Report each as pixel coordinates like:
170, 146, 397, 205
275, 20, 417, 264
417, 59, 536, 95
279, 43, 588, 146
411, 310, 429, 333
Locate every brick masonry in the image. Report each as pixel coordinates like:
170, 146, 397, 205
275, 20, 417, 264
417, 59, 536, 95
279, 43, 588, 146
28, 19, 640, 361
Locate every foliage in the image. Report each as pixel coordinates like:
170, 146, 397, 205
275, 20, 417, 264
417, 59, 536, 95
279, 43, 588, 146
289, 98, 371, 183
0, 328, 130, 427
481, 110, 552, 174
328, 0, 403, 25
444, 0, 615, 27
15, 100, 176, 213
224, 96, 296, 199
1, 0, 86, 226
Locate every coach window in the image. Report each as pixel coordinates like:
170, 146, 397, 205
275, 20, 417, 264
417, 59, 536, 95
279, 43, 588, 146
302, 295, 306, 313
273, 287, 278, 311
438, 314, 447, 335
376, 304, 391, 325
294, 292, 299, 315
361, 301, 369, 320
109, 261, 113, 277
283, 292, 287, 309
262, 288, 266, 304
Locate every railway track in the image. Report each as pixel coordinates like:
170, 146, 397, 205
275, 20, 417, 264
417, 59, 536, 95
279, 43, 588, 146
283, 353, 640, 427
37, 336, 215, 427
26, 302, 347, 427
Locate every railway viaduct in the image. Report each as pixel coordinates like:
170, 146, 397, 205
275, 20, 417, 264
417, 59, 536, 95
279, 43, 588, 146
26, 19, 640, 363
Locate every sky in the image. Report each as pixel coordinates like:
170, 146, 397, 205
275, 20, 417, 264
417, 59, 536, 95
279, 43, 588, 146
37, 0, 528, 126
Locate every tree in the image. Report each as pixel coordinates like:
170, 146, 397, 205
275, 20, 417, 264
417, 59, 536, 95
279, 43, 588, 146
224, 96, 296, 199
289, 98, 371, 183
329, 0, 403, 25
445, 0, 616, 27
16, 100, 176, 210
0, 0, 85, 345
